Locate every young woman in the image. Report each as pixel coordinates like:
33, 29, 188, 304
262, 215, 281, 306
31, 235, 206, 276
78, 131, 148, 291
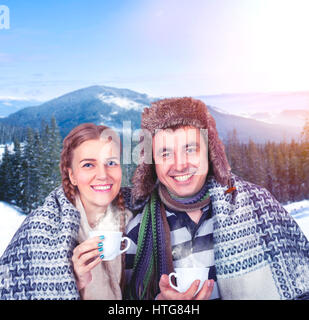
0, 123, 132, 300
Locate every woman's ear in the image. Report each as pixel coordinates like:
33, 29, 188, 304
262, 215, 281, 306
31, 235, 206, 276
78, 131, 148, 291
68, 168, 77, 186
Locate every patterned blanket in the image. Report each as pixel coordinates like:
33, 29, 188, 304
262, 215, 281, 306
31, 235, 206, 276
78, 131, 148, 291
208, 174, 309, 299
1, 174, 309, 299
0, 186, 81, 300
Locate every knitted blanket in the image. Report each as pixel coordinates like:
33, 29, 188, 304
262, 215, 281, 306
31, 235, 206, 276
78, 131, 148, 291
208, 174, 309, 299
0, 186, 81, 300
124, 174, 309, 300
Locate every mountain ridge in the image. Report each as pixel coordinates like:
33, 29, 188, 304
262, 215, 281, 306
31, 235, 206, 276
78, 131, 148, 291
0, 98, 42, 118
0, 85, 302, 143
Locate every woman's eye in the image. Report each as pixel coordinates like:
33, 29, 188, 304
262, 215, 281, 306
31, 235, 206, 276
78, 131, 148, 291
82, 163, 93, 168
106, 160, 119, 167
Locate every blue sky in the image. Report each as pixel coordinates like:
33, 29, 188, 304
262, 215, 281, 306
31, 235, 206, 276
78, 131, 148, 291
1, 0, 309, 100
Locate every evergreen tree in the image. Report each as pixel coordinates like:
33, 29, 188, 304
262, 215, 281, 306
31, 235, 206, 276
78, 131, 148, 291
35, 116, 62, 206
301, 119, 309, 198
38, 122, 52, 204
0, 123, 25, 144
246, 139, 266, 187
0, 145, 12, 201
8, 138, 23, 206
20, 127, 38, 213
302, 118, 309, 142
225, 129, 245, 178
0, 117, 63, 213
264, 141, 278, 197
48, 116, 62, 189
287, 140, 302, 201
31, 131, 43, 208
275, 143, 290, 203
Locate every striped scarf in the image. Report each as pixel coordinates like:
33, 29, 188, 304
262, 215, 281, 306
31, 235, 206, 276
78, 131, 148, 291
127, 182, 210, 300
159, 183, 210, 213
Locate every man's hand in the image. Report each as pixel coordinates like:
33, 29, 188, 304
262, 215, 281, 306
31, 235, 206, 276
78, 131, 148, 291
156, 274, 214, 300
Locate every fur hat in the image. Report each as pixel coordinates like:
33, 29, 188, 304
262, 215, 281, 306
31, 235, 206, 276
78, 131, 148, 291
131, 97, 231, 203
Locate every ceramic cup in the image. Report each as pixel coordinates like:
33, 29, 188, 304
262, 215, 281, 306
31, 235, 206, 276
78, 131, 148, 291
89, 230, 131, 261
168, 267, 208, 294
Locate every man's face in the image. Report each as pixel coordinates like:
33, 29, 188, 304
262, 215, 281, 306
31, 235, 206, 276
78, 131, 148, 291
153, 126, 208, 197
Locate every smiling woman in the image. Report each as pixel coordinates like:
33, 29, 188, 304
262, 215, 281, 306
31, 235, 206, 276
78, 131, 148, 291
0, 123, 133, 300
60, 123, 132, 299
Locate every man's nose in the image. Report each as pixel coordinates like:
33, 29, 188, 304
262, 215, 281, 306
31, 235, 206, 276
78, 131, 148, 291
174, 152, 188, 172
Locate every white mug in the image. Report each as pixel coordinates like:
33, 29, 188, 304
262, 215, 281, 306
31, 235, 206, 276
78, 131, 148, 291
89, 230, 131, 261
168, 267, 208, 294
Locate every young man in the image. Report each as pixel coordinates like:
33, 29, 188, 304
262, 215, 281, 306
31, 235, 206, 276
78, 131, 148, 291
124, 97, 309, 300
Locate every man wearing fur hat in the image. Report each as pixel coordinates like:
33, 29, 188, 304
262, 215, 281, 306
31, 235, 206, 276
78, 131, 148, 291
123, 97, 309, 300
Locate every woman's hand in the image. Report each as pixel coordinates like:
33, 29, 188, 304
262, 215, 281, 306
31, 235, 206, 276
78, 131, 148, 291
72, 236, 104, 291
156, 274, 214, 300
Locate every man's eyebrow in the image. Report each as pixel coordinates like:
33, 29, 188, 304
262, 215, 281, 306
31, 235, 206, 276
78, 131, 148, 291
156, 143, 200, 154
183, 142, 200, 148
156, 147, 173, 154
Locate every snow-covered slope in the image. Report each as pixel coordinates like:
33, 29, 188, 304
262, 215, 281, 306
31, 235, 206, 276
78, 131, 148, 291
0, 143, 14, 162
284, 200, 309, 239
0, 202, 26, 256
97, 93, 145, 111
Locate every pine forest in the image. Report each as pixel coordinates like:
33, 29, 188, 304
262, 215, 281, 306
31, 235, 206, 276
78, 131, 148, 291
0, 118, 308, 214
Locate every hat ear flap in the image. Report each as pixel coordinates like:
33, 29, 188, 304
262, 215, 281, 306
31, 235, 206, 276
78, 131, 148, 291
132, 162, 157, 203
206, 114, 231, 186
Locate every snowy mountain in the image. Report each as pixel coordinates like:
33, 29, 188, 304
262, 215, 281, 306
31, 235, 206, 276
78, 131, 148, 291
0, 86, 152, 138
0, 97, 42, 118
0, 85, 303, 143
198, 91, 309, 129
198, 91, 309, 114
250, 109, 309, 128
204, 105, 299, 143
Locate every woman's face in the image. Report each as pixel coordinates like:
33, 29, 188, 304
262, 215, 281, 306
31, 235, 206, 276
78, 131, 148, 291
68, 138, 122, 215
